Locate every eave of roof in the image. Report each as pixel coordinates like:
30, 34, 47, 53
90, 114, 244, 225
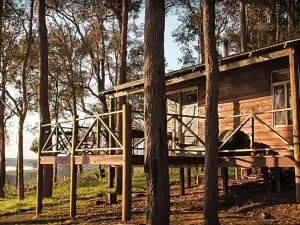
101, 37, 300, 96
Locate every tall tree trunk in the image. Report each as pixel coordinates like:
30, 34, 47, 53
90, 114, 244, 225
0, 87, 4, 198
275, 0, 280, 42
287, 0, 293, 38
115, 0, 128, 195
18, 116, 25, 200
240, 0, 247, 52
38, 0, 53, 198
53, 70, 59, 184
16, 155, 18, 187
199, 1, 205, 64
203, 0, 220, 224
144, 0, 170, 224
17, 0, 34, 200
0, 0, 5, 199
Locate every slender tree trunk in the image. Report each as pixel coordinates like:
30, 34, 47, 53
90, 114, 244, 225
16, 155, 18, 188
16, 0, 34, 200
18, 116, 25, 200
275, 0, 280, 42
0, 0, 5, 199
203, 0, 220, 224
144, 0, 170, 224
287, 0, 293, 38
53, 71, 59, 184
199, 1, 205, 64
38, 0, 53, 198
240, 0, 247, 52
115, 0, 128, 195
0, 90, 4, 198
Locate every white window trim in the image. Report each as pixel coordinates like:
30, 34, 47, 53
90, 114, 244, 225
271, 69, 292, 127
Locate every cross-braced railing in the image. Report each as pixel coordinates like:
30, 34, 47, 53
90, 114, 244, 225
130, 108, 294, 157
39, 110, 124, 156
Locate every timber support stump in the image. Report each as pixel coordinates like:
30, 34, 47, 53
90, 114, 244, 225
262, 167, 269, 186
36, 122, 44, 215
180, 167, 185, 195
289, 47, 300, 203
221, 167, 228, 195
187, 167, 191, 188
275, 167, 282, 192
70, 115, 78, 218
122, 104, 132, 222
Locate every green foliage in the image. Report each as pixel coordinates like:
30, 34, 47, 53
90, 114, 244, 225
172, 0, 300, 66
29, 138, 38, 153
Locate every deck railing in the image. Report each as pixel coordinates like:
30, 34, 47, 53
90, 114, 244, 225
132, 108, 294, 156
38, 107, 294, 157
39, 110, 124, 156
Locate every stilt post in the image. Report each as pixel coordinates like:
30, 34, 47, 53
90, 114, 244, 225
122, 104, 132, 222
263, 167, 269, 186
180, 167, 185, 195
70, 115, 78, 218
221, 167, 228, 195
275, 167, 282, 192
289, 47, 300, 203
36, 122, 44, 215
187, 167, 191, 188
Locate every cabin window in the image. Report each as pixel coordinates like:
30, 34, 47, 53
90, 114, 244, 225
272, 70, 292, 126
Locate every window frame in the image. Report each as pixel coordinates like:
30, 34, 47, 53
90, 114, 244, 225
271, 69, 292, 127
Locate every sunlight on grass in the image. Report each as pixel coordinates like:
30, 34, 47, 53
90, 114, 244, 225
0, 168, 183, 216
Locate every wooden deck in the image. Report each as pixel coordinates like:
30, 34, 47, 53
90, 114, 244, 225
39, 154, 295, 168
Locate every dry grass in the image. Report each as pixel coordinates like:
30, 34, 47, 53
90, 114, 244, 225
0, 168, 300, 225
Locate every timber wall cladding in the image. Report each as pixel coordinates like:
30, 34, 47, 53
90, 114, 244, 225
197, 57, 292, 150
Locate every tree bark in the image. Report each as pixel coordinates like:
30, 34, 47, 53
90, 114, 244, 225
0, 88, 4, 198
144, 0, 170, 224
18, 116, 25, 200
0, 0, 5, 199
203, 0, 220, 224
38, 0, 53, 198
115, 0, 128, 195
17, 0, 34, 200
287, 0, 293, 38
199, 1, 205, 64
240, 0, 247, 52
275, 0, 280, 42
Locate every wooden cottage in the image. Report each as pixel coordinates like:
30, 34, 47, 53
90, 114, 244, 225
36, 38, 300, 220
104, 38, 300, 156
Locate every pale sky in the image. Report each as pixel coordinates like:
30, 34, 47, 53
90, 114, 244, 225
6, 12, 183, 159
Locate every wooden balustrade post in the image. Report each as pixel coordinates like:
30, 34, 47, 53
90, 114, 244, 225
251, 115, 255, 147
36, 122, 44, 215
246, 115, 255, 176
178, 91, 185, 195
70, 115, 78, 218
108, 98, 115, 188
172, 117, 176, 156
122, 104, 132, 222
289, 47, 300, 203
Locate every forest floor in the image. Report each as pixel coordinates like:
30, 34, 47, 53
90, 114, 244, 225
0, 168, 300, 225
